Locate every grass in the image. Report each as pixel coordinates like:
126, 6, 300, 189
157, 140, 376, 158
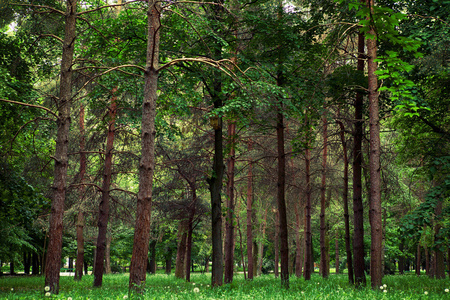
0, 272, 449, 299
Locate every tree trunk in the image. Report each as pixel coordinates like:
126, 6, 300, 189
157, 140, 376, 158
353, 29, 366, 287
165, 246, 172, 275
185, 214, 194, 282
129, 0, 160, 292
24, 252, 31, 275
32, 252, 39, 275
294, 202, 303, 277
94, 88, 117, 287
45, 0, 77, 294
274, 208, 279, 278
304, 118, 312, 281
75, 105, 86, 281
398, 241, 405, 275
434, 200, 446, 279
276, 105, 289, 288
246, 142, 254, 280
320, 114, 328, 279
257, 208, 268, 276
416, 242, 421, 275
335, 229, 339, 274
105, 234, 112, 274
175, 223, 187, 279
224, 121, 236, 284
336, 119, 353, 283
367, 0, 382, 288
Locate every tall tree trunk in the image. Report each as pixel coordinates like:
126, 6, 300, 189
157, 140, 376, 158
175, 222, 187, 279
246, 142, 254, 280
416, 242, 421, 275
148, 240, 157, 274
367, 0, 382, 288
434, 200, 446, 279
398, 241, 404, 275
94, 88, 117, 287
185, 211, 194, 282
320, 114, 328, 278
353, 30, 366, 287
295, 201, 302, 277
335, 229, 340, 274
276, 105, 289, 288
224, 121, 236, 284
45, 0, 77, 294
336, 119, 354, 283
304, 117, 312, 281
129, 0, 160, 291
75, 105, 86, 281
105, 234, 112, 274
257, 208, 268, 276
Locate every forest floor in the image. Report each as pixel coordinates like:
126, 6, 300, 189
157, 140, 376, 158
0, 272, 449, 299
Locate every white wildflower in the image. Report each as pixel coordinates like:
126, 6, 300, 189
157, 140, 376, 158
68, 297, 73, 300
424, 291, 428, 295
45, 286, 50, 291
383, 284, 387, 288
45, 292, 51, 297
445, 289, 449, 293
123, 295, 128, 299
192, 282, 196, 285
380, 286, 384, 290
383, 290, 387, 293
193, 287, 200, 293
11, 288, 14, 291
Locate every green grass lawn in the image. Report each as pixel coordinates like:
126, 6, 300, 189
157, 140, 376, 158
0, 273, 449, 299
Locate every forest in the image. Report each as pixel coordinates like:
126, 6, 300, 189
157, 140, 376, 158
0, 0, 449, 298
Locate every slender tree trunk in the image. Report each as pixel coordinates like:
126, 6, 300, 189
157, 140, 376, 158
75, 105, 86, 281
416, 242, 421, 276
185, 213, 194, 282
367, 0, 382, 288
105, 234, 112, 274
45, 0, 77, 294
425, 242, 430, 276
295, 202, 302, 277
398, 241, 404, 275
336, 119, 354, 283
335, 229, 340, 274
148, 240, 157, 274
274, 208, 280, 278
353, 29, 366, 287
129, 0, 160, 291
304, 116, 312, 281
246, 142, 254, 280
224, 121, 236, 284
94, 88, 117, 287
236, 194, 247, 280
257, 208, 268, 275
320, 114, 328, 278
434, 200, 446, 279
276, 104, 289, 288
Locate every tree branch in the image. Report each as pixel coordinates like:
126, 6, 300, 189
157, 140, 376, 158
0, 98, 58, 118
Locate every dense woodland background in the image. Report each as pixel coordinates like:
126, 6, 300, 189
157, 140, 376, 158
0, 0, 449, 295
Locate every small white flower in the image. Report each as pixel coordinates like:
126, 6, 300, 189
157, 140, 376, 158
192, 282, 196, 285
68, 297, 73, 300
380, 286, 384, 290
424, 291, 428, 295
11, 288, 14, 291
383, 284, 387, 288
123, 296, 128, 299
193, 287, 200, 293
445, 289, 449, 293
383, 290, 387, 293
45, 292, 51, 297
45, 286, 50, 291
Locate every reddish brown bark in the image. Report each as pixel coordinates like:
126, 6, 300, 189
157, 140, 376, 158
94, 88, 117, 287
294, 202, 303, 277
353, 29, 366, 287
246, 141, 254, 280
320, 115, 329, 278
367, 0, 382, 288
224, 121, 236, 284
274, 208, 279, 278
336, 119, 354, 284
75, 105, 86, 281
44, 0, 77, 294
175, 222, 187, 279
129, 0, 160, 292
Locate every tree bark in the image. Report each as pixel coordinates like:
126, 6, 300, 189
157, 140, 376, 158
367, 0, 382, 288
353, 30, 366, 287
320, 114, 328, 278
276, 105, 289, 288
304, 116, 312, 281
45, 0, 77, 294
294, 201, 303, 277
175, 223, 187, 279
336, 119, 353, 283
75, 106, 86, 281
148, 240, 157, 274
398, 241, 404, 275
224, 121, 236, 284
129, 0, 160, 291
257, 208, 268, 276
274, 208, 279, 278
94, 88, 117, 287
434, 200, 446, 279
185, 210, 194, 282
246, 141, 254, 280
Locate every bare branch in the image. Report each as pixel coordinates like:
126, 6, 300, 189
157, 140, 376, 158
39, 34, 64, 43
77, 0, 143, 15
12, 3, 65, 15
0, 98, 58, 118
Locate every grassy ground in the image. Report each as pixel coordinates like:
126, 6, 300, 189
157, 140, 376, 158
0, 272, 449, 299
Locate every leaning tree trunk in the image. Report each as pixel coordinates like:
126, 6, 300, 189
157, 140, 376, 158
353, 29, 366, 287
75, 105, 86, 281
224, 120, 236, 284
367, 0, 383, 288
129, 0, 160, 292
336, 119, 354, 283
94, 88, 117, 287
45, 0, 77, 294
320, 114, 328, 278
